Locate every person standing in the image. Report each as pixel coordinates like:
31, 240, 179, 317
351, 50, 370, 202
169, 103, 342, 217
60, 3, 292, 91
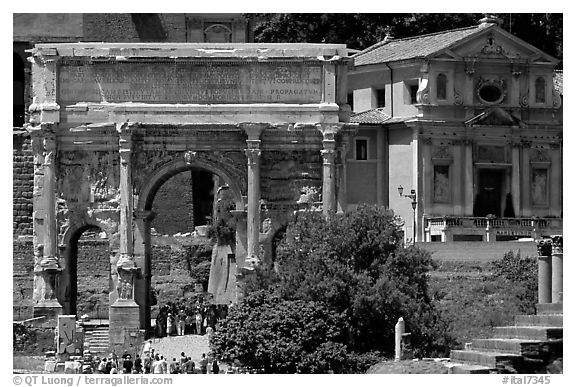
166, 313, 174, 336
143, 340, 152, 355
199, 353, 208, 374
123, 354, 134, 374
169, 358, 178, 374
161, 355, 168, 374
195, 309, 203, 335
177, 309, 186, 335
134, 354, 143, 374
152, 355, 162, 374
185, 357, 195, 374
212, 359, 220, 374
97, 358, 107, 374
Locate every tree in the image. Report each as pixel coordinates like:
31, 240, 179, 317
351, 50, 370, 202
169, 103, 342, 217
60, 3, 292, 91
247, 13, 562, 63
212, 205, 456, 371
210, 290, 358, 373
273, 206, 454, 356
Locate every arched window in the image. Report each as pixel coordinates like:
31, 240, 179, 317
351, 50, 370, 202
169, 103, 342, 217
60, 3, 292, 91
436, 73, 447, 101
204, 24, 233, 43
535, 77, 546, 103
13, 52, 25, 127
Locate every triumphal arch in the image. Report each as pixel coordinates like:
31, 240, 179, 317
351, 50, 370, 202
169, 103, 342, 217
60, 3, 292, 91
28, 42, 354, 347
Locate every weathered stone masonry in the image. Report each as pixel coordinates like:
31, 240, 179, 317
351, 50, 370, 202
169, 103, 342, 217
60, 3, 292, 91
13, 131, 34, 236
26, 42, 356, 349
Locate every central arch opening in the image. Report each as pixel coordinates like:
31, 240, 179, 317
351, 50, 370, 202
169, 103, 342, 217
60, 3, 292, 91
140, 161, 242, 337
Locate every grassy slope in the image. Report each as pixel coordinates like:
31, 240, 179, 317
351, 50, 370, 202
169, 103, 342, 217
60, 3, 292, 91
429, 260, 533, 348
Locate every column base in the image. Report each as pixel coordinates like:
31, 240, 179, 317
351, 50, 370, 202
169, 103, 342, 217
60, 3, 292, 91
34, 301, 63, 327
110, 300, 140, 351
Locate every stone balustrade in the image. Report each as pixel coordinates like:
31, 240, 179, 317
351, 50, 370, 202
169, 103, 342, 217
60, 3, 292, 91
425, 216, 563, 243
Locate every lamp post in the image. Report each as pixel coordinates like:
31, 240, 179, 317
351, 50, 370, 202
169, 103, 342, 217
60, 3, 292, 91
398, 185, 417, 244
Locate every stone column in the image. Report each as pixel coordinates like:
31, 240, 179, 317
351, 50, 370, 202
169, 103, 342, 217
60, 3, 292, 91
28, 54, 60, 124
42, 130, 59, 264
317, 124, 343, 215
536, 238, 552, 304
110, 123, 141, 347
241, 123, 266, 268
463, 139, 474, 215
118, 127, 134, 265
337, 136, 350, 213
134, 210, 156, 332
395, 317, 405, 361
510, 142, 521, 216
551, 235, 563, 303
32, 125, 63, 321
376, 129, 386, 206
421, 137, 432, 217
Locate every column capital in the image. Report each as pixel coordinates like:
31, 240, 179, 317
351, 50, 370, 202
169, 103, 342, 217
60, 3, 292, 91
536, 238, 552, 256
551, 235, 563, 254
240, 122, 268, 140
316, 123, 344, 140
507, 140, 522, 148
245, 148, 262, 166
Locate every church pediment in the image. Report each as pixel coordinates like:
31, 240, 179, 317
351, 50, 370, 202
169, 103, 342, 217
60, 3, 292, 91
464, 107, 527, 127
434, 26, 558, 65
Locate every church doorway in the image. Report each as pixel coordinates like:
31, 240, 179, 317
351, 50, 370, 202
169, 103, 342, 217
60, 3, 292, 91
474, 169, 504, 217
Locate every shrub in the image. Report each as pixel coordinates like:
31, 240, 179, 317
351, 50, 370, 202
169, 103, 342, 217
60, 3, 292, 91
232, 205, 455, 360
491, 251, 537, 314
210, 291, 358, 373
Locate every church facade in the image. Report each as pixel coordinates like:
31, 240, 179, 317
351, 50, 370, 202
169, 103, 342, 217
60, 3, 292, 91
346, 16, 562, 242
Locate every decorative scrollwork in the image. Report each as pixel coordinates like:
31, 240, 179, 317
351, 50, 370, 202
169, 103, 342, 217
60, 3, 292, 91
454, 89, 463, 106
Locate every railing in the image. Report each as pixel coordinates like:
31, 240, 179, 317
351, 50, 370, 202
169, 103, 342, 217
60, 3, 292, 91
426, 216, 562, 231
425, 216, 563, 242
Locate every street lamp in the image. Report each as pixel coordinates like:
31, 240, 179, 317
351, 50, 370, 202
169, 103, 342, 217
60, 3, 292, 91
398, 185, 417, 244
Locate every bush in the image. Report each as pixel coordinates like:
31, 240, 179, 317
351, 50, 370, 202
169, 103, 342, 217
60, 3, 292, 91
491, 251, 537, 314
219, 205, 455, 367
210, 291, 359, 373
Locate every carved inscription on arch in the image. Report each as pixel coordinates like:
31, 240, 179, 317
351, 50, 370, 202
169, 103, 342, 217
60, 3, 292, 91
59, 62, 323, 104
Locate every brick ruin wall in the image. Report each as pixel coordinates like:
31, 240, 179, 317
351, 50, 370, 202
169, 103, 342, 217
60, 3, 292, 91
151, 172, 195, 235
13, 238, 211, 320
13, 131, 34, 237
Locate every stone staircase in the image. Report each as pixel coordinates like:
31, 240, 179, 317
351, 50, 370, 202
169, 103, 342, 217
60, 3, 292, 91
83, 325, 110, 355
449, 303, 563, 374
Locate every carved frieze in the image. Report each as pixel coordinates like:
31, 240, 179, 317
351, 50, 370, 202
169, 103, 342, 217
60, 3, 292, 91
530, 149, 550, 163
453, 89, 463, 106
479, 32, 508, 58
57, 150, 120, 207
432, 145, 452, 160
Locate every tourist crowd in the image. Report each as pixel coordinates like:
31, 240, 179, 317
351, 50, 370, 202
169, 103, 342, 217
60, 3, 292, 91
154, 300, 229, 337
84, 350, 220, 374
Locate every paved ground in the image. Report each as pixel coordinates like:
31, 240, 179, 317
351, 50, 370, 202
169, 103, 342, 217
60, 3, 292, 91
143, 334, 229, 372
367, 359, 451, 374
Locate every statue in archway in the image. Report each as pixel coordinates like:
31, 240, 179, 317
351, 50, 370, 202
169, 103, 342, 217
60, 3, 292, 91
116, 254, 139, 300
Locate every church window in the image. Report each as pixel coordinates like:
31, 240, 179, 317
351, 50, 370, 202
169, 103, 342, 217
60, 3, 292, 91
436, 73, 447, 100
355, 138, 368, 160
376, 88, 386, 108
535, 77, 546, 103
